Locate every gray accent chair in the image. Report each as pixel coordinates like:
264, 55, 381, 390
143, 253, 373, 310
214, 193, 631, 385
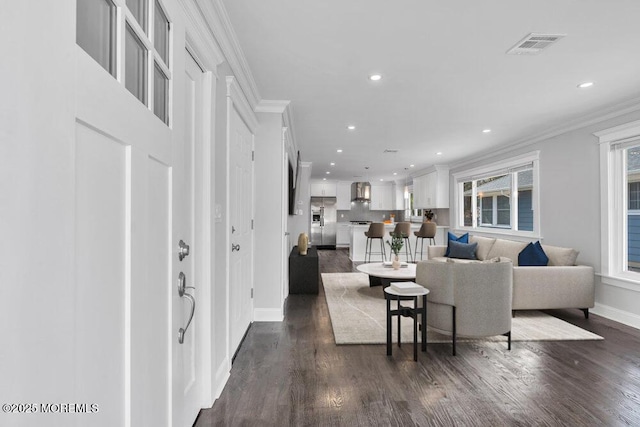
416, 259, 514, 355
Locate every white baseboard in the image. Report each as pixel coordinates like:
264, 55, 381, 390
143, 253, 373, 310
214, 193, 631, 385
592, 303, 640, 330
253, 308, 284, 322
212, 358, 230, 400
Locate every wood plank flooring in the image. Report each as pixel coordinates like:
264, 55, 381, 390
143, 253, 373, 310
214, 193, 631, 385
195, 248, 640, 426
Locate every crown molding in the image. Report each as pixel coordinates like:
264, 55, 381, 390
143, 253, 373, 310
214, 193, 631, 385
179, 0, 225, 72
197, 0, 261, 109
255, 100, 290, 113
450, 96, 640, 171
226, 76, 258, 132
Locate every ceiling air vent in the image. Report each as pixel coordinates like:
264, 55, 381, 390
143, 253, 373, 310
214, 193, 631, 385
383, 149, 399, 153
506, 33, 566, 55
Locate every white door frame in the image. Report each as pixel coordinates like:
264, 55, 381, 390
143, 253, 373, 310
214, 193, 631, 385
225, 76, 258, 368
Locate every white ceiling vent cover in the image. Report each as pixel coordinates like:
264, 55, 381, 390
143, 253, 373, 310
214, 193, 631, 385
383, 149, 399, 153
507, 33, 566, 55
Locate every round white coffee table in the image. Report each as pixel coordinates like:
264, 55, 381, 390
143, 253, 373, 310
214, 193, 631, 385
356, 262, 417, 287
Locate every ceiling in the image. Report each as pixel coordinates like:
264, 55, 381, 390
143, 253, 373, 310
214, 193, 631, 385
221, 0, 640, 182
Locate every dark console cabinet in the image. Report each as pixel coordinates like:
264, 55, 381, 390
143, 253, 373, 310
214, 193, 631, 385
289, 246, 319, 294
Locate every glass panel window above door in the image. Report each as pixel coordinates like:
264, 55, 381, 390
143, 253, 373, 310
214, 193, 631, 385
154, 0, 170, 65
76, 0, 116, 76
127, 0, 148, 33
153, 62, 169, 124
125, 23, 148, 104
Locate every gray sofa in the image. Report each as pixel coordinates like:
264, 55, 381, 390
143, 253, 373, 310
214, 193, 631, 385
426, 235, 595, 318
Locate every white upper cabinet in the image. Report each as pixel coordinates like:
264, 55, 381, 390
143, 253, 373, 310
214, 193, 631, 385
336, 181, 352, 210
413, 166, 450, 208
392, 182, 406, 210
370, 184, 393, 210
310, 179, 337, 197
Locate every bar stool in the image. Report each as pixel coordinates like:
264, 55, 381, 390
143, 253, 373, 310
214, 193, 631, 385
414, 222, 437, 261
364, 222, 387, 263
391, 222, 413, 263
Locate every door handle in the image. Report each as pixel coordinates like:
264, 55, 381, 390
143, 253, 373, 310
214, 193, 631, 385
232, 244, 241, 252
178, 240, 190, 261
177, 272, 196, 344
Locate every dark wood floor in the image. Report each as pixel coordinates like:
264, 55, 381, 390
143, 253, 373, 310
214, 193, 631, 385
195, 248, 640, 426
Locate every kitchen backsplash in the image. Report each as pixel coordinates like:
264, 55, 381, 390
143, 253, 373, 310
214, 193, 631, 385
337, 205, 450, 226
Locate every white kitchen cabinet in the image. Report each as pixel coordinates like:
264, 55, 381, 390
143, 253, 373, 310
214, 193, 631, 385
392, 182, 406, 210
336, 223, 351, 246
413, 166, 449, 209
336, 181, 352, 210
370, 184, 393, 210
310, 179, 337, 197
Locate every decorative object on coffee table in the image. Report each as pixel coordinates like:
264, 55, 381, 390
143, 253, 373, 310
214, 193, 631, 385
297, 232, 308, 255
386, 232, 404, 269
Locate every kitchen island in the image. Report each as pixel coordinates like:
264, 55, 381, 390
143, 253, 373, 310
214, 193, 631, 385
348, 223, 449, 262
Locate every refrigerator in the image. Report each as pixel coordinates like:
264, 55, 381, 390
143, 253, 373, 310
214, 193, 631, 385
310, 197, 337, 248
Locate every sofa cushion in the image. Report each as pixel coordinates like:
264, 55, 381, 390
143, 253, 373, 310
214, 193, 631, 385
541, 244, 579, 266
518, 241, 549, 266
469, 235, 497, 261
486, 239, 528, 266
445, 232, 469, 256
447, 240, 478, 260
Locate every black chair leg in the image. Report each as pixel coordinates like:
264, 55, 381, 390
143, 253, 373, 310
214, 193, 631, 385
581, 308, 589, 319
503, 331, 511, 350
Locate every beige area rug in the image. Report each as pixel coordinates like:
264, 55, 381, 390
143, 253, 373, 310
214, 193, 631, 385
322, 272, 603, 345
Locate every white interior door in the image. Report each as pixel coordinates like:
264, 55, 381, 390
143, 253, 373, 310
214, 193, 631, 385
229, 105, 254, 357
172, 51, 205, 427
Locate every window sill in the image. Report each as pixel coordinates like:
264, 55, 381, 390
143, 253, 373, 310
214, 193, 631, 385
453, 226, 542, 242
598, 272, 640, 291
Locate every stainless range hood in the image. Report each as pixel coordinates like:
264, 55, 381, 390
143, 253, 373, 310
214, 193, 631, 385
351, 182, 371, 202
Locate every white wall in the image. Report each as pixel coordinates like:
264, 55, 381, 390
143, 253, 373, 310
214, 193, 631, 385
449, 109, 640, 326
0, 3, 77, 424
253, 112, 286, 320
212, 61, 233, 396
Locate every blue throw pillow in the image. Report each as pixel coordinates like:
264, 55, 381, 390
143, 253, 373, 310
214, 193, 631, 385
445, 232, 469, 256
518, 241, 549, 266
447, 240, 478, 260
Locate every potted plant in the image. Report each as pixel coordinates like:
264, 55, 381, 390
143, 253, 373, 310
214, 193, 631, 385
386, 233, 405, 270
424, 209, 434, 222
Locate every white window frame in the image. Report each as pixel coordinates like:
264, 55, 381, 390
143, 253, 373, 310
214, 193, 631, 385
596, 120, 640, 288
453, 151, 541, 238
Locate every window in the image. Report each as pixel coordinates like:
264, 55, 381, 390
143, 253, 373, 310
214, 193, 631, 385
454, 152, 539, 235
127, 0, 148, 33
153, 63, 168, 124
597, 120, 640, 283
125, 23, 148, 104
76, 0, 172, 125
76, 0, 116, 76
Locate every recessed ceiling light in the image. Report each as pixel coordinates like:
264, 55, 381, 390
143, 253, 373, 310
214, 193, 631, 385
410, 164, 415, 168
337, 149, 343, 153
393, 172, 397, 175
578, 82, 594, 89
380, 178, 384, 181
326, 171, 330, 174
436, 152, 443, 156
323, 178, 326, 181
483, 129, 492, 133
369, 74, 382, 81
330, 162, 335, 166
347, 125, 356, 130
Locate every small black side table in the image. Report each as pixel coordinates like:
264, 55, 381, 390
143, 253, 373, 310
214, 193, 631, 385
289, 246, 319, 294
384, 286, 429, 361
